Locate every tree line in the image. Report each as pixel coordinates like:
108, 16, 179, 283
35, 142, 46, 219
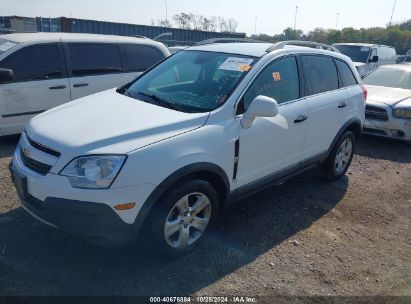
152, 13, 238, 33
251, 20, 411, 55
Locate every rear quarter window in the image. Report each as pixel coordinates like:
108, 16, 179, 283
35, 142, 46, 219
303, 55, 339, 95
335, 60, 357, 87
120, 44, 166, 72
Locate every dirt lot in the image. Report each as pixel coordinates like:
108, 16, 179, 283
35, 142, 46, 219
0, 134, 410, 300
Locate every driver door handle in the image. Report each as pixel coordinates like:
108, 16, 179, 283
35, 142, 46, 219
49, 85, 66, 90
294, 114, 308, 123
338, 102, 347, 109
73, 83, 89, 88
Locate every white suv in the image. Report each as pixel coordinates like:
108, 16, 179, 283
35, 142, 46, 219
9, 42, 366, 257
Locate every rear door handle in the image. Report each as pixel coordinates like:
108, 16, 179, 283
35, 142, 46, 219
294, 114, 308, 123
49, 85, 66, 90
73, 83, 89, 88
338, 102, 347, 109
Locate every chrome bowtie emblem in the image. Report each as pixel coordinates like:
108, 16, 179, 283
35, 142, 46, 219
23, 147, 30, 158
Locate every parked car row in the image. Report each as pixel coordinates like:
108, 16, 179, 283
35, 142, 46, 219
0, 33, 170, 135
8, 39, 367, 256
2, 34, 408, 258
362, 63, 411, 142
333, 43, 397, 77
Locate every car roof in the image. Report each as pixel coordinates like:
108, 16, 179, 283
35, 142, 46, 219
186, 42, 352, 61
377, 64, 411, 71
187, 43, 274, 57
333, 42, 394, 48
1, 32, 158, 45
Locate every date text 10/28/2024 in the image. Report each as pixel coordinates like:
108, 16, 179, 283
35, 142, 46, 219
149, 296, 258, 303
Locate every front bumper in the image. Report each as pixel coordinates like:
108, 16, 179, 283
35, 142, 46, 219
364, 103, 411, 142
9, 141, 157, 247
9, 161, 136, 247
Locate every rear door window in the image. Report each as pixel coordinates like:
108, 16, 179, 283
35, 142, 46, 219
120, 44, 165, 72
68, 43, 122, 76
335, 60, 357, 87
0, 44, 62, 82
303, 55, 339, 95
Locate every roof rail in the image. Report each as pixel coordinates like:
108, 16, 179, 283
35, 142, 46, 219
132, 35, 148, 39
266, 40, 341, 53
196, 38, 266, 46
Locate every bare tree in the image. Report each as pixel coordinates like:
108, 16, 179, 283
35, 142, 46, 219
154, 19, 172, 28
227, 18, 238, 33
173, 13, 192, 29
199, 15, 211, 31
171, 13, 238, 32
208, 16, 217, 32
217, 16, 228, 32
190, 13, 202, 30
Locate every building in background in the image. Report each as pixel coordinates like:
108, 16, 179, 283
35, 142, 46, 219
0, 16, 245, 46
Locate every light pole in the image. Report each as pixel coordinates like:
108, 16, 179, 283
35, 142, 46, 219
164, 0, 168, 22
294, 6, 298, 30
389, 0, 397, 27
254, 15, 258, 36
336, 12, 340, 29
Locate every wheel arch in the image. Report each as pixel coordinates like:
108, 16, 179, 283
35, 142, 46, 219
132, 162, 230, 235
328, 118, 362, 153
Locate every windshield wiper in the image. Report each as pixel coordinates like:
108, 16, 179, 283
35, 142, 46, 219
137, 91, 191, 112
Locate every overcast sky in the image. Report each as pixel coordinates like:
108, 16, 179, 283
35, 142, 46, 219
1, 0, 409, 35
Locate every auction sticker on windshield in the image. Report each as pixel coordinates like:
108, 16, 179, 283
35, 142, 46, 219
219, 57, 253, 72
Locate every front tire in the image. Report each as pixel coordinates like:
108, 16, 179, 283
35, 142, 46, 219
143, 179, 219, 258
323, 131, 356, 180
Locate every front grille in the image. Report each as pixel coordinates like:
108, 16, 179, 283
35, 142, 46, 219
365, 105, 388, 121
20, 148, 52, 175
26, 134, 61, 157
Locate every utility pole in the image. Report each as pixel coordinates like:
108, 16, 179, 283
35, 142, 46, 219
336, 12, 340, 29
164, 0, 168, 22
389, 0, 397, 27
254, 15, 257, 36
294, 6, 298, 30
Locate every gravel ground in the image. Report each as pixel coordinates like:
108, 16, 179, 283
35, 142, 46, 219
0, 134, 410, 300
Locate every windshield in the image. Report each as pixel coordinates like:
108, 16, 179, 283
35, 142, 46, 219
334, 45, 370, 63
0, 38, 19, 55
124, 50, 256, 113
364, 68, 411, 90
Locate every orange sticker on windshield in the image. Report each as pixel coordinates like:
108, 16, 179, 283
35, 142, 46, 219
272, 72, 281, 81
239, 65, 251, 72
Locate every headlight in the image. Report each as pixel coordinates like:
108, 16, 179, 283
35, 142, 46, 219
60, 155, 126, 189
393, 108, 411, 119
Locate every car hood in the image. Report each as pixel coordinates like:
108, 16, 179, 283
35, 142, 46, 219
365, 85, 411, 107
27, 89, 209, 156
353, 61, 365, 67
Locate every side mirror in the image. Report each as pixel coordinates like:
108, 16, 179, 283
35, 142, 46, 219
241, 95, 279, 129
0, 68, 14, 84
369, 55, 378, 63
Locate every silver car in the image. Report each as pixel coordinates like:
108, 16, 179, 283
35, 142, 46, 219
363, 64, 411, 143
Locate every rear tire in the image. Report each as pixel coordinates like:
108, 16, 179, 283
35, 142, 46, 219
323, 131, 356, 181
142, 179, 219, 259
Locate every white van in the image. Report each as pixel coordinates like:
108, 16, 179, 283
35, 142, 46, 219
333, 43, 396, 78
0, 33, 169, 135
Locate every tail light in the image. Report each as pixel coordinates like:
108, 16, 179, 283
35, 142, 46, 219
361, 85, 368, 101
